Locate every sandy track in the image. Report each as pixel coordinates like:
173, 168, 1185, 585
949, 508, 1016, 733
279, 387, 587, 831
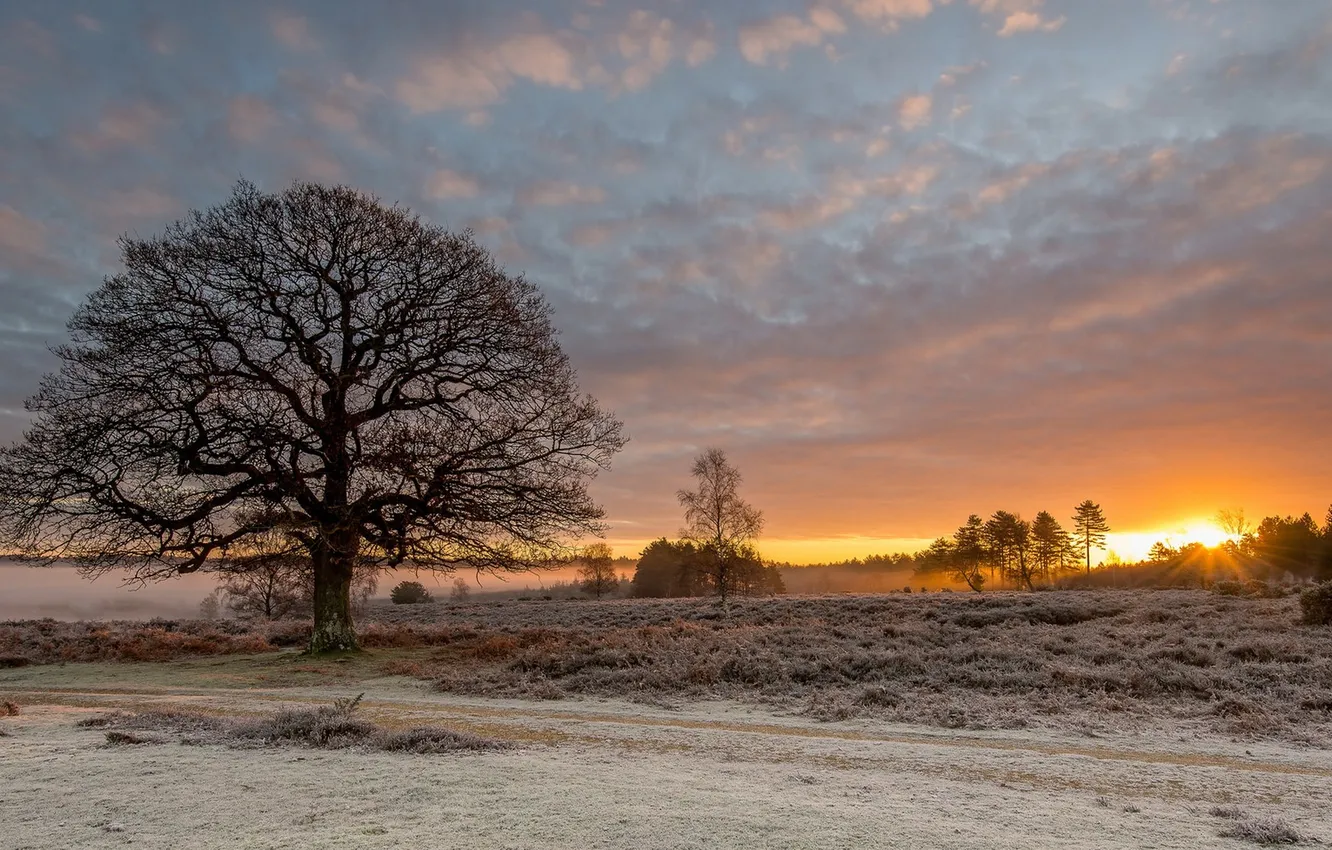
2, 678, 1330, 849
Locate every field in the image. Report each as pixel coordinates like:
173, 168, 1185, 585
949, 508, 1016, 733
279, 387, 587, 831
2, 590, 1331, 847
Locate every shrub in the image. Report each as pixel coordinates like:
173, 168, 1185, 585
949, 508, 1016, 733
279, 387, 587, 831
1, 701, 18, 717
1219, 817, 1304, 845
1214, 581, 1244, 597
235, 694, 376, 748
376, 727, 507, 753
390, 581, 434, 605
1299, 583, 1332, 626
0, 655, 31, 668
104, 731, 158, 746
87, 696, 509, 754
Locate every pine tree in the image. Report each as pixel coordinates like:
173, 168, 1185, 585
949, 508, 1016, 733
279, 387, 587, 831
1072, 500, 1111, 574
1031, 511, 1069, 583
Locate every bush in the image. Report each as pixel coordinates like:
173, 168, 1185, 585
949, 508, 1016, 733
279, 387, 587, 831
390, 581, 434, 605
1299, 583, 1332, 626
86, 696, 509, 754
1219, 817, 1304, 845
1, 700, 19, 716
103, 730, 158, 746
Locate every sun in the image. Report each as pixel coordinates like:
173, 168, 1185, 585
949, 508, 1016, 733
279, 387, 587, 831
1172, 520, 1235, 549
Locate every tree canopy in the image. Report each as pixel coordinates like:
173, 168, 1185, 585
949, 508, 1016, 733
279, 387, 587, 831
0, 180, 626, 651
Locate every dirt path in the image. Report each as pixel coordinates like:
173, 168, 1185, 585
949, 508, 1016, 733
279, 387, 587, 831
2, 672, 1331, 848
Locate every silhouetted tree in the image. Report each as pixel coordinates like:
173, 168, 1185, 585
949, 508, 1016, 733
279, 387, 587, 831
1148, 541, 1178, 564
215, 520, 379, 619
390, 581, 432, 604
1072, 500, 1110, 574
1214, 508, 1250, 538
920, 537, 956, 575
631, 539, 705, 598
449, 577, 470, 602
0, 181, 625, 652
578, 542, 618, 599
678, 448, 764, 604
984, 511, 1031, 588
951, 515, 986, 592
199, 590, 223, 621
1323, 506, 1332, 579
221, 559, 305, 619
1253, 513, 1322, 580
724, 543, 785, 596
1030, 511, 1070, 584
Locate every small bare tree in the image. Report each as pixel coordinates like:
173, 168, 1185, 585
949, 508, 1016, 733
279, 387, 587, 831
449, 577, 470, 602
677, 448, 764, 604
1214, 508, 1250, 538
577, 542, 618, 599
0, 181, 625, 652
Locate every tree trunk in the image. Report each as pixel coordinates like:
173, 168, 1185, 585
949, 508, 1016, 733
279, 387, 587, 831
309, 529, 359, 654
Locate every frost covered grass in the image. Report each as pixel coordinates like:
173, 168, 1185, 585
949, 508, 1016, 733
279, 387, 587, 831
81, 694, 508, 754
5, 590, 1331, 739
0, 618, 275, 664
369, 591, 1332, 738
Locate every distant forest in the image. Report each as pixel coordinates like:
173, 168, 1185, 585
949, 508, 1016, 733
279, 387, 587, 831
624, 505, 1332, 598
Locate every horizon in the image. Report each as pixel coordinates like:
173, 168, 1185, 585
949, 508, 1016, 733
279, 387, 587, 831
2, 1, 1330, 568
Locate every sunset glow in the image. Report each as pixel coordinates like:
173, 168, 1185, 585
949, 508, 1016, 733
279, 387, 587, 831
1, 1, 1329, 567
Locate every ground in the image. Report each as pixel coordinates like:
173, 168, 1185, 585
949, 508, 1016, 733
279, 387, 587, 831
2, 648, 1330, 849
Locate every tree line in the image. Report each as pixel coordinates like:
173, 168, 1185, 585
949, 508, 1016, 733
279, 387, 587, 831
912, 501, 1110, 591
1148, 507, 1332, 582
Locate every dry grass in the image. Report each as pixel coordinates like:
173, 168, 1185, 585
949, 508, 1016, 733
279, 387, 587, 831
81, 695, 508, 755
0, 618, 275, 664
8, 590, 1331, 740
1, 700, 18, 716
364, 591, 1332, 739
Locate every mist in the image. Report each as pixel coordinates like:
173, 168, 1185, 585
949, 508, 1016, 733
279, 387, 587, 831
0, 560, 601, 621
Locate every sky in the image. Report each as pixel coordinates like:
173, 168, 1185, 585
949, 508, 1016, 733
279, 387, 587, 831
1, 0, 1330, 565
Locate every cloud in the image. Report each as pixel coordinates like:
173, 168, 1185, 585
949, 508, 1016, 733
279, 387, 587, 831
975, 162, 1051, 205
271, 14, 318, 51
425, 169, 481, 199
1, 0, 1330, 555
227, 96, 277, 143
898, 93, 933, 130
397, 32, 583, 111
996, 10, 1066, 36
738, 10, 844, 66
517, 180, 608, 206
73, 102, 166, 151
843, 0, 935, 29
0, 206, 47, 256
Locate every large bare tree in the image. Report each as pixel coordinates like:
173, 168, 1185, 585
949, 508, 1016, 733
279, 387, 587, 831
0, 181, 626, 652
677, 448, 764, 603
